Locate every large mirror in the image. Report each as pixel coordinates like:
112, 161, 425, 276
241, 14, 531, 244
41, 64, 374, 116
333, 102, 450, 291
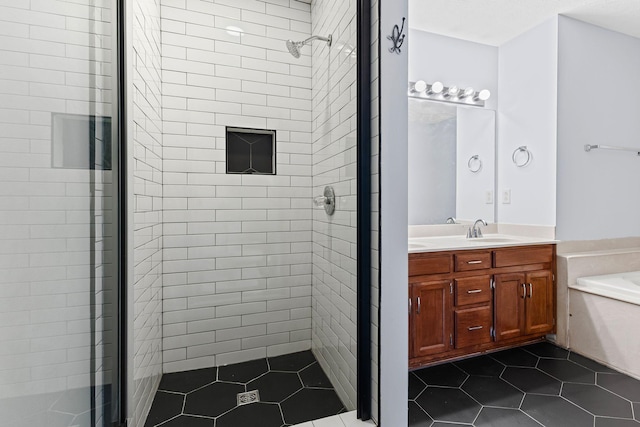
408, 100, 495, 225
408, 0, 640, 240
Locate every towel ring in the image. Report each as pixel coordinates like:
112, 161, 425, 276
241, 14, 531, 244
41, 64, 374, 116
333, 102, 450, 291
467, 155, 482, 173
512, 146, 532, 167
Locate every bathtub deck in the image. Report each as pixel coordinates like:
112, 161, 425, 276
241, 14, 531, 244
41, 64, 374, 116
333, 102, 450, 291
409, 341, 640, 426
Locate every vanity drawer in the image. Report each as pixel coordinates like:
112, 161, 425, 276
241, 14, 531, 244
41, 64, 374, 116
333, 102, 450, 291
493, 245, 554, 268
455, 276, 491, 306
454, 251, 492, 272
409, 254, 451, 276
455, 305, 493, 349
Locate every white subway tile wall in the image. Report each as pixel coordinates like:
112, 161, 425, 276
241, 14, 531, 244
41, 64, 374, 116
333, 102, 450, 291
160, 0, 314, 373
131, 0, 164, 425
310, 0, 359, 411
0, 0, 117, 423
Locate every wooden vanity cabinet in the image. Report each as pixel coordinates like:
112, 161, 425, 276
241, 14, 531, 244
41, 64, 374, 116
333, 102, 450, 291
410, 280, 453, 358
409, 244, 556, 368
494, 270, 554, 341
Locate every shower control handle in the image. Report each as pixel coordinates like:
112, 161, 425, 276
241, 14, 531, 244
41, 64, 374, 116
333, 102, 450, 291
313, 186, 336, 216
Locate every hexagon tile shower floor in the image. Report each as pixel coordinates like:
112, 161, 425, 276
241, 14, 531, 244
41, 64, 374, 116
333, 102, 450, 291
144, 351, 345, 427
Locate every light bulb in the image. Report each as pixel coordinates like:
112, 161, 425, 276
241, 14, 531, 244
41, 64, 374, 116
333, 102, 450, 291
444, 85, 458, 98
413, 80, 427, 93
474, 89, 491, 101
429, 81, 444, 94
459, 87, 474, 99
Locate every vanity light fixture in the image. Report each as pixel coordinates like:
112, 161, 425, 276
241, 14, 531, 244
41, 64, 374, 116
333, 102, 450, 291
408, 81, 491, 107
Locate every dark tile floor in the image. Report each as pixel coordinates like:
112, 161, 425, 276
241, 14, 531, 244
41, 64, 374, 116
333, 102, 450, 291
409, 342, 640, 427
145, 351, 345, 427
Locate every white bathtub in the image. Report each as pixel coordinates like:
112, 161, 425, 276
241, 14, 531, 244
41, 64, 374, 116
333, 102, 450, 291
573, 271, 640, 306
569, 271, 640, 379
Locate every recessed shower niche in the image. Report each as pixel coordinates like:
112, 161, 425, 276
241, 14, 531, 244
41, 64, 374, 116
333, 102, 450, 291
226, 127, 276, 175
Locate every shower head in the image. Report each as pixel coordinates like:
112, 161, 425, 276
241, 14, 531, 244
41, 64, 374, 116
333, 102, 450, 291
286, 40, 302, 58
285, 34, 332, 58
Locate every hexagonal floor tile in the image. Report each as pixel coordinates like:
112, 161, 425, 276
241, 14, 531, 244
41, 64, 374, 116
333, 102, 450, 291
569, 353, 617, 374
523, 342, 569, 359
491, 347, 539, 367
409, 372, 426, 400
300, 362, 333, 388
538, 359, 595, 384
501, 366, 561, 395
454, 355, 505, 377
462, 376, 523, 408
413, 363, 468, 387
522, 394, 594, 427
183, 382, 244, 418
432, 423, 471, 427
475, 407, 541, 427
268, 350, 316, 372
159, 367, 217, 393
409, 400, 433, 427
158, 415, 214, 427
143, 391, 184, 427
281, 388, 344, 425
216, 402, 283, 427
595, 417, 640, 427
635, 403, 640, 421
247, 371, 302, 402
218, 358, 269, 383
415, 387, 481, 424
562, 383, 633, 418
598, 374, 640, 402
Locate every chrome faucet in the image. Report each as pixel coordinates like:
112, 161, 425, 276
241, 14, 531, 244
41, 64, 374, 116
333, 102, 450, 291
445, 217, 457, 224
467, 219, 487, 238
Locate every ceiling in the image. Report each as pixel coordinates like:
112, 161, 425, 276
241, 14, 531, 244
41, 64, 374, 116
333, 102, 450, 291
408, 0, 640, 46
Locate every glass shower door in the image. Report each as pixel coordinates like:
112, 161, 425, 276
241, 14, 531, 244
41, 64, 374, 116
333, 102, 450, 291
0, 0, 121, 425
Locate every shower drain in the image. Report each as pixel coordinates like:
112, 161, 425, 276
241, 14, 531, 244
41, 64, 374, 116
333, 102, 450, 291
237, 390, 260, 406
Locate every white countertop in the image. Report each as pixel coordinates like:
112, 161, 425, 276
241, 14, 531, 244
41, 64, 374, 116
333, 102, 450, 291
408, 233, 557, 253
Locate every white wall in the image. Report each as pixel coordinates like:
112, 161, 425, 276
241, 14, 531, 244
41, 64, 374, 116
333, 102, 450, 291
129, 0, 164, 424
378, 1, 408, 425
497, 17, 558, 227
159, 0, 314, 372
310, 0, 359, 411
0, 0, 116, 424
556, 16, 640, 240
409, 30, 498, 110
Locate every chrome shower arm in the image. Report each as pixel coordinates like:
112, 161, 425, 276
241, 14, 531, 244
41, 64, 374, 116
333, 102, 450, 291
302, 34, 332, 47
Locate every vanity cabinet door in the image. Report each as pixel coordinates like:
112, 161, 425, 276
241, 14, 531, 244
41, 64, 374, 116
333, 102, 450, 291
411, 280, 453, 358
494, 273, 526, 341
524, 270, 554, 335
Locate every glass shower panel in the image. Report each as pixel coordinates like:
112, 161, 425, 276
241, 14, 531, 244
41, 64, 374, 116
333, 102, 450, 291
0, 0, 119, 426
